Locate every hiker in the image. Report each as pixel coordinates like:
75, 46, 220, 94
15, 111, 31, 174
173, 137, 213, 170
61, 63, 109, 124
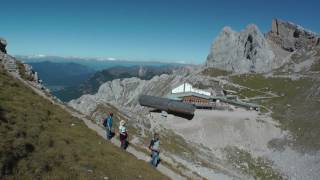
149, 133, 160, 167
103, 112, 113, 140
119, 120, 128, 149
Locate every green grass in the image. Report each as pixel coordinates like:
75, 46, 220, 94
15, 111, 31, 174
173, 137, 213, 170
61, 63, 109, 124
91, 104, 140, 139
231, 74, 320, 151
310, 62, 320, 72
224, 146, 285, 180
237, 88, 267, 99
0, 66, 168, 179
160, 130, 195, 157
201, 67, 232, 77
91, 104, 197, 158
89, 104, 206, 177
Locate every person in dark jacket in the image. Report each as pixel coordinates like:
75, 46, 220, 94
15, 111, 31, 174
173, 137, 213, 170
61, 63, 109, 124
149, 133, 160, 167
103, 112, 113, 140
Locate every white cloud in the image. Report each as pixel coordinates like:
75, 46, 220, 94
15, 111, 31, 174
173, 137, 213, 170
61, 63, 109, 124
95, 57, 118, 61
106, 57, 117, 61
176, 60, 186, 64
28, 54, 47, 58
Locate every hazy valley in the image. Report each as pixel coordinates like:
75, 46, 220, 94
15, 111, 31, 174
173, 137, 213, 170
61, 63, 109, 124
22, 58, 186, 101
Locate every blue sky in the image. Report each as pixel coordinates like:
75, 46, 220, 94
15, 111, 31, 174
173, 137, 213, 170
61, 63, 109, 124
1, 0, 319, 64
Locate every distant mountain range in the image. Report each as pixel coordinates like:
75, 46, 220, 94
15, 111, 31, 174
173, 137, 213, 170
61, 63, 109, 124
54, 65, 181, 102
17, 55, 187, 71
28, 61, 95, 92
21, 56, 188, 101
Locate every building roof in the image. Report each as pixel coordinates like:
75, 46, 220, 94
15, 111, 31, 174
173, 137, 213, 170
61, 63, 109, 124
171, 83, 211, 96
166, 92, 212, 100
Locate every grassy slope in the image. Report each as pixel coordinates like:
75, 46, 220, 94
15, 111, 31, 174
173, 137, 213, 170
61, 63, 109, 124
201, 67, 231, 77
0, 67, 168, 180
90, 104, 204, 179
230, 74, 320, 151
224, 146, 284, 180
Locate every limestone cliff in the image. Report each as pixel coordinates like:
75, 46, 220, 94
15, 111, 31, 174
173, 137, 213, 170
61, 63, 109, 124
267, 18, 320, 52
205, 25, 276, 73
68, 66, 223, 123
205, 19, 320, 73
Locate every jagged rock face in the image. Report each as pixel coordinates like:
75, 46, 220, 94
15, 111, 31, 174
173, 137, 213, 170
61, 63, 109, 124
68, 74, 188, 116
68, 67, 223, 121
0, 37, 7, 54
267, 19, 320, 52
206, 25, 276, 73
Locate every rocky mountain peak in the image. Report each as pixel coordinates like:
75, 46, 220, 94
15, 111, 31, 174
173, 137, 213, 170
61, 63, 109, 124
221, 26, 234, 34
0, 37, 7, 54
267, 18, 320, 52
206, 23, 275, 73
205, 19, 320, 73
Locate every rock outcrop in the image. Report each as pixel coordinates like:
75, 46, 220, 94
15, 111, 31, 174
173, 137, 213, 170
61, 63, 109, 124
69, 74, 187, 115
0, 37, 18, 74
68, 67, 223, 121
0, 37, 7, 54
206, 19, 320, 73
0, 36, 44, 83
267, 19, 320, 52
205, 25, 276, 73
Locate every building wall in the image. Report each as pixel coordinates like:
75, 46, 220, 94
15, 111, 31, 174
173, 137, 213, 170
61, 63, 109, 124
182, 96, 210, 105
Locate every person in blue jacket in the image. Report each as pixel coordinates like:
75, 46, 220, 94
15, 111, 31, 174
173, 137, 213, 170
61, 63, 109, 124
149, 133, 160, 167
103, 112, 113, 140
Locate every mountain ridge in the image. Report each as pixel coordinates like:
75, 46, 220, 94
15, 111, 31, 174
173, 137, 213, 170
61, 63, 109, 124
205, 18, 320, 73
55, 65, 183, 102
18, 55, 189, 71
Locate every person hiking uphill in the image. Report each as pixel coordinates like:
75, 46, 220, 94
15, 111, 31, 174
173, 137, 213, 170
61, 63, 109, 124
149, 133, 160, 167
119, 120, 128, 149
103, 112, 113, 140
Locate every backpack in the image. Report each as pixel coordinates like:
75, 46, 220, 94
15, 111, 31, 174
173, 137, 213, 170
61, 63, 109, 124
103, 118, 107, 127
149, 139, 155, 150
